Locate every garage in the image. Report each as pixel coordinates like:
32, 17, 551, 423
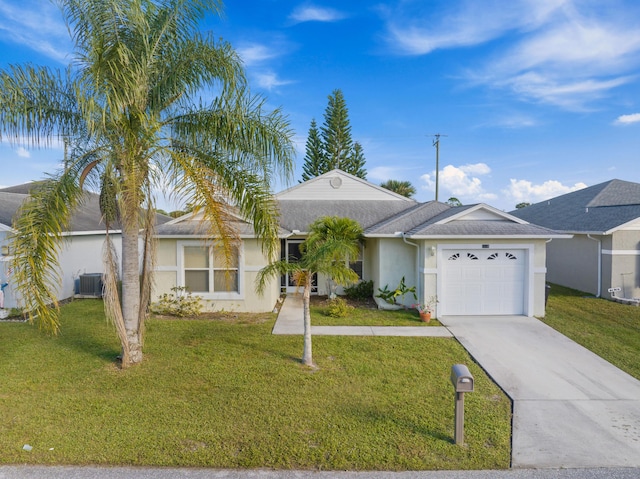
441, 248, 527, 315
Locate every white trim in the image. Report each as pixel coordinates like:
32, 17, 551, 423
434, 203, 529, 225
176, 240, 245, 300
408, 234, 571, 239
603, 249, 640, 255
533, 266, 547, 274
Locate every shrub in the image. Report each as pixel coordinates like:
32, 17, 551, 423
326, 297, 353, 318
344, 280, 374, 300
151, 286, 203, 317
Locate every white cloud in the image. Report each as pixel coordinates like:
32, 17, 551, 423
615, 113, 640, 125
254, 72, 294, 91
237, 44, 279, 67
504, 178, 587, 204
384, 0, 640, 109
421, 162, 492, 202
0, 0, 71, 62
16, 147, 30, 158
289, 5, 347, 24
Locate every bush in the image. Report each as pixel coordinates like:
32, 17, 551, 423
151, 286, 203, 317
344, 280, 374, 300
326, 297, 353, 318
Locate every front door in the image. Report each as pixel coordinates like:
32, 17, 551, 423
284, 240, 317, 294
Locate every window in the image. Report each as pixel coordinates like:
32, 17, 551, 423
349, 245, 364, 280
183, 244, 239, 294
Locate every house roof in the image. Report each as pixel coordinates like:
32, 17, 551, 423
0, 183, 171, 233
278, 199, 415, 233
366, 201, 563, 238
156, 169, 565, 240
509, 179, 640, 234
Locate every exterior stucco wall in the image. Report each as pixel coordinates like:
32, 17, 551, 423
374, 238, 419, 308
609, 230, 640, 298
2, 233, 121, 310
546, 236, 600, 295
153, 237, 279, 313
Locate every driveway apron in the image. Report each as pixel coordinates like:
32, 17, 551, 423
440, 315, 640, 469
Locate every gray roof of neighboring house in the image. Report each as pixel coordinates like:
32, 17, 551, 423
0, 183, 171, 233
509, 179, 640, 233
277, 199, 416, 232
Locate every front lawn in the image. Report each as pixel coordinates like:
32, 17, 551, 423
0, 299, 510, 470
543, 284, 640, 380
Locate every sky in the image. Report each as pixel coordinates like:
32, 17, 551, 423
1, 0, 640, 211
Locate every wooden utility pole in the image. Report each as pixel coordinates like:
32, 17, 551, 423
432, 133, 447, 201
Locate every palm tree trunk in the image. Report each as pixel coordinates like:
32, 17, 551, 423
302, 273, 314, 367
121, 214, 143, 366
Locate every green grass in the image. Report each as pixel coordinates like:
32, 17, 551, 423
310, 301, 441, 326
543, 284, 640, 380
0, 299, 510, 470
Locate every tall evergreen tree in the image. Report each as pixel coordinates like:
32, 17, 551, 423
321, 89, 353, 171
348, 141, 367, 179
300, 89, 367, 180
301, 119, 325, 182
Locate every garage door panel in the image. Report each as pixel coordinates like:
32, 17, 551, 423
442, 249, 527, 316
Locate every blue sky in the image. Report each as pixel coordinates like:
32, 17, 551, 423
1, 0, 640, 211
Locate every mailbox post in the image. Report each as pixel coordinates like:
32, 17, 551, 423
450, 364, 474, 445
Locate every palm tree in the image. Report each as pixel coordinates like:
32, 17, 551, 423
380, 179, 416, 198
0, 0, 294, 367
256, 216, 363, 367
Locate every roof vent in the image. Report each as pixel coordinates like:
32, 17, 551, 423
330, 176, 342, 189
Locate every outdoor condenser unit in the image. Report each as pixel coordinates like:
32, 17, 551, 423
79, 273, 103, 297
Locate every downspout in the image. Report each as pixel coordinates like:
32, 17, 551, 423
401, 233, 420, 303
587, 234, 602, 298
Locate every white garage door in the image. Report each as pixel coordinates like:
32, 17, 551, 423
442, 249, 526, 315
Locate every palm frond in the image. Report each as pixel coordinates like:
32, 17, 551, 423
10, 175, 84, 333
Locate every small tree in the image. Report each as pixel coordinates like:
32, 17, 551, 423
515, 202, 531, 209
380, 180, 416, 198
446, 197, 463, 207
256, 216, 363, 367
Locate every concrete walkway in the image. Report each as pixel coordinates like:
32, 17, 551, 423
439, 315, 640, 469
272, 295, 452, 337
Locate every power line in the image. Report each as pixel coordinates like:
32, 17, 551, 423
430, 133, 447, 202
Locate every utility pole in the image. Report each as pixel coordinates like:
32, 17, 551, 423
431, 133, 447, 201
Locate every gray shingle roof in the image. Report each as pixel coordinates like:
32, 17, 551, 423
277, 199, 415, 232
0, 183, 171, 233
510, 179, 640, 233
365, 201, 452, 235
409, 220, 562, 237
155, 218, 289, 237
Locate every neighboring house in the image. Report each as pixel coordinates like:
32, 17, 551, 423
155, 170, 565, 317
510, 179, 640, 299
0, 183, 170, 310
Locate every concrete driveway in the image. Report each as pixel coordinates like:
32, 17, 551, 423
439, 315, 640, 469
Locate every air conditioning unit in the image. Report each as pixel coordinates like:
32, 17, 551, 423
79, 273, 103, 297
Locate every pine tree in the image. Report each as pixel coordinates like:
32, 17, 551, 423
348, 141, 367, 179
301, 89, 367, 180
321, 89, 353, 171
301, 119, 326, 182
